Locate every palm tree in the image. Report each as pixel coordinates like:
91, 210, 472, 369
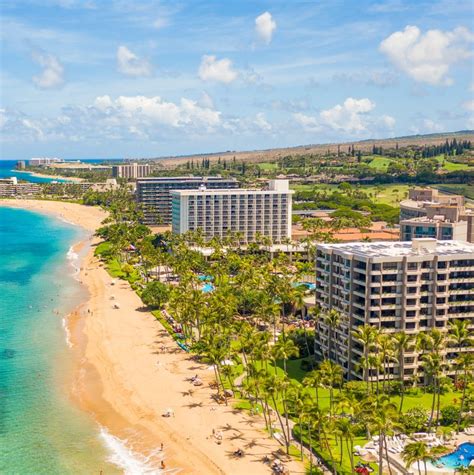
324, 309, 342, 364
352, 324, 377, 393
455, 353, 474, 433
448, 319, 472, 386
319, 359, 343, 415
422, 353, 443, 430
392, 331, 413, 411
402, 441, 429, 475
366, 396, 398, 475
303, 369, 322, 406
272, 337, 299, 375
334, 417, 356, 472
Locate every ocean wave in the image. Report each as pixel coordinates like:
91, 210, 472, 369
99, 426, 165, 475
59, 216, 78, 227
67, 246, 80, 276
62, 317, 73, 348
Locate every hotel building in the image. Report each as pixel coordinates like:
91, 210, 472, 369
112, 163, 151, 180
136, 176, 239, 225
400, 188, 474, 242
171, 179, 293, 243
0, 177, 41, 197
315, 239, 474, 382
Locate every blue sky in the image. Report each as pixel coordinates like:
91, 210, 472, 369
1, 0, 473, 159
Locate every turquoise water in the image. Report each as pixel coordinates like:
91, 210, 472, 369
437, 442, 474, 469
0, 206, 119, 474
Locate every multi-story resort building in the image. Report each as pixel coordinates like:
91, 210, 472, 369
112, 163, 151, 180
136, 176, 239, 225
29, 157, 63, 166
315, 238, 474, 382
171, 179, 293, 244
400, 188, 474, 242
0, 177, 41, 197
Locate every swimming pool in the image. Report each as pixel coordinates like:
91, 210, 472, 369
436, 442, 474, 469
201, 283, 214, 293
293, 282, 316, 291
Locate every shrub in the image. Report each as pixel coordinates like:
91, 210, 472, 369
287, 329, 315, 358
141, 281, 170, 309
441, 405, 461, 426
401, 408, 429, 434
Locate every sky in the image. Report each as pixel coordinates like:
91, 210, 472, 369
1, 0, 473, 159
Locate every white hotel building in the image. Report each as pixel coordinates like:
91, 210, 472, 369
315, 238, 474, 382
171, 179, 293, 243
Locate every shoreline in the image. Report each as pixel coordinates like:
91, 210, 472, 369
15, 169, 84, 182
0, 199, 305, 474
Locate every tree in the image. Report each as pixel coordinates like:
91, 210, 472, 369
392, 331, 413, 411
402, 441, 429, 475
352, 325, 377, 393
272, 337, 299, 375
324, 309, 342, 364
141, 281, 170, 309
448, 320, 472, 385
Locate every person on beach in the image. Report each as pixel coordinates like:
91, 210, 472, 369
160, 442, 164, 451
160, 460, 165, 469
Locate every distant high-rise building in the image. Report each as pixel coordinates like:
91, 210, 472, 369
136, 176, 239, 225
112, 163, 151, 179
29, 157, 63, 166
171, 179, 293, 243
315, 238, 474, 382
16, 161, 26, 170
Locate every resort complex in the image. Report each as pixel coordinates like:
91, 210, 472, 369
112, 162, 151, 179
136, 176, 239, 224
400, 188, 474, 243
2, 137, 473, 475
171, 179, 293, 243
315, 238, 474, 381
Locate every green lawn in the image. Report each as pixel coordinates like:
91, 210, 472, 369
290, 183, 410, 206
433, 155, 473, 172
432, 183, 474, 201
258, 162, 279, 171
367, 156, 393, 172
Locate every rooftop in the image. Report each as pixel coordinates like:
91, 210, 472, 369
137, 176, 236, 182
317, 239, 474, 258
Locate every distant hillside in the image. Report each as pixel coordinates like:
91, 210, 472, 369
154, 130, 474, 167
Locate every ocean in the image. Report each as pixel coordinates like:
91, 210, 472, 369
0, 159, 123, 184
0, 206, 122, 474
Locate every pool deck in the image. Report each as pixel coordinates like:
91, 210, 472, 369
424, 434, 473, 475
372, 432, 474, 475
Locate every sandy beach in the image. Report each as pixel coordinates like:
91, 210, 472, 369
0, 199, 305, 474
15, 170, 84, 182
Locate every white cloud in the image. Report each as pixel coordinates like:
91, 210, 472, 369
320, 97, 375, 133
93, 95, 221, 130
380, 25, 473, 86
293, 112, 321, 132
255, 12, 276, 44
198, 55, 237, 83
254, 113, 272, 132
410, 119, 444, 134
1, 95, 223, 144
293, 97, 394, 136
117, 45, 152, 77
31, 51, 64, 89
198, 91, 214, 109
380, 115, 396, 129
